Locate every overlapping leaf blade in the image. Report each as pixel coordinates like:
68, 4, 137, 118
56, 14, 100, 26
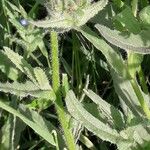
0, 100, 56, 146
84, 89, 124, 130
3, 47, 37, 84
96, 24, 150, 54
1, 47, 55, 100
34, 67, 51, 90
0, 51, 18, 80
79, 25, 130, 79
0, 81, 55, 100
65, 90, 128, 144
78, 0, 108, 26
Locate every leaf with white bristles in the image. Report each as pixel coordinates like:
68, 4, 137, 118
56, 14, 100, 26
65, 90, 129, 144
0, 81, 56, 100
95, 24, 150, 54
3, 47, 37, 85
84, 89, 124, 130
0, 101, 58, 146
34, 67, 51, 90
78, 0, 108, 26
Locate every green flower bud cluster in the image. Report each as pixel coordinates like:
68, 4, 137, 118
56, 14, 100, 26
31, 0, 108, 32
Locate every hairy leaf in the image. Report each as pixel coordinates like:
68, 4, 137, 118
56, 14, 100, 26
30, 18, 72, 30
0, 100, 57, 146
84, 89, 124, 130
95, 24, 150, 54
66, 90, 128, 144
0, 81, 56, 100
34, 67, 51, 90
139, 6, 150, 25
0, 51, 18, 80
111, 69, 144, 118
79, 25, 130, 79
118, 124, 150, 150
78, 0, 108, 26
3, 47, 37, 84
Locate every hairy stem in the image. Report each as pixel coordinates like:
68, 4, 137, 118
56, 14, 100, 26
50, 31, 76, 150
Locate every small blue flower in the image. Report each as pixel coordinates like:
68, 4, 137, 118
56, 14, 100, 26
19, 19, 29, 27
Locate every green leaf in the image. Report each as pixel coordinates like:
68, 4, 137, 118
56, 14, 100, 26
112, 0, 124, 8
127, 53, 143, 78
79, 134, 97, 150
6, 1, 21, 13
27, 97, 53, 110
34, 67, 51, 90
0, 114, 26, 150
62, 74, 70, 97
118, 124, 150, 150
79, 25, 130, 79
139, 6, 150, 25
114, 7, 141, 34
96, 24, 150, 54
65, 90, 126, 144
84, 89, 124, 130
61, 58, 72, 78
36, 0, 45, 4
77, 0, 108, 26
90, 3, 115, 26
111, 69, 143, 117
0, 51, 18, 80
3, 47, 37, 84
0, 81, 56, 100
31, 0, 108, 30
30, 18, 72, 30
38, 39, 49, 59
0, 100, 57, 146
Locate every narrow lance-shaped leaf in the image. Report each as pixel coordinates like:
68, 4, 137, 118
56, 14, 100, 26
3, 47, 37, 85
0, 100, 56, 146
30, 18, 73, 30
34, 67, 51, 90
66, 90, 129, 144
0, 51, 18, 80
84, 89, 124, 130
78, 25, 130, 79
110, 68, 144, 117
78, 0, 108, 26
96, 24, 150, 54
0, 81, 56, 100
0, 114, 26, 149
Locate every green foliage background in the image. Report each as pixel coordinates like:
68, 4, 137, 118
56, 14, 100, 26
0, 0, 150, 150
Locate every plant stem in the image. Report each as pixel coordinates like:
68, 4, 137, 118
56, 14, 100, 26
72, 32, 82, 95
2, 0, 10, 46
131, 78, 150, 119
131, 0, 138, 17
130, 1, 150, 115
138, 67, 149, 94
28, 2, 38, 18
50, 31, 76, 150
